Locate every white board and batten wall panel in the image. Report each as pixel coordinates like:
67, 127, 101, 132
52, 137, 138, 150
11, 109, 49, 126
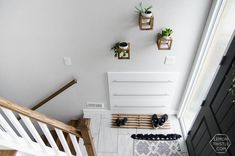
108, 72, 179, 114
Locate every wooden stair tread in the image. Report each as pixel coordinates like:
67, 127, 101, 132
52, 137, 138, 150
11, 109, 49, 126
112, 114, 171, 129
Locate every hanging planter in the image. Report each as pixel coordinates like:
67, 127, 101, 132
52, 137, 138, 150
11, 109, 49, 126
111, 42, 130, 59
135, 2, 154, 30
157, 28, 173, 50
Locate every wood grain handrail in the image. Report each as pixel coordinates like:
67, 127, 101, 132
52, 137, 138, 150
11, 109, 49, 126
31, 79, 77, 110
0, 97, 81, 138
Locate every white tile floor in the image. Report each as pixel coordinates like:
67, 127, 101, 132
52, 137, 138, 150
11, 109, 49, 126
82, 110, 189, 156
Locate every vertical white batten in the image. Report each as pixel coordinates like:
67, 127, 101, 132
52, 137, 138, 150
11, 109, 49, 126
20, 115, 49, 153
1, 108, 37, 149
55, 128, 72, 156
38, 122, 60, 154
0, 114, 19, 141
69, 133, 83, 156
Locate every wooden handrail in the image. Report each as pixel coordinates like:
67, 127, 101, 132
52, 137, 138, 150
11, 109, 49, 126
31, 79, 77, 110
0, 97, 81, 138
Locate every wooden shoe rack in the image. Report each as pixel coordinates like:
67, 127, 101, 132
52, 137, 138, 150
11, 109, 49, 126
111, 114, 171, 129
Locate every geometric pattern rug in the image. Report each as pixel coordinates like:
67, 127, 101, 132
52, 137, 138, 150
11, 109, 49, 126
134, 140, 183, 156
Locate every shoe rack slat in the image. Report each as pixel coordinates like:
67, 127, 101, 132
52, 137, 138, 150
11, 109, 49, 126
111, 114, 171, 129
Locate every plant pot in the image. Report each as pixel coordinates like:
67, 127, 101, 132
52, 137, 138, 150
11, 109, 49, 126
141, 11, 153, 18
141, 11, 152, 23
160, 36, 171, 44
119, 42, 128, 50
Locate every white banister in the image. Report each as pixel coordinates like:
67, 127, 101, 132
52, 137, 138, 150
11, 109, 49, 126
0, 114, 19, 141
1, 108, 36, 149
38, 121, 60, 155
55, 128, 72, 155
0, 97, 94, 156
69, 134, 83, 156
20, 115, 48, 153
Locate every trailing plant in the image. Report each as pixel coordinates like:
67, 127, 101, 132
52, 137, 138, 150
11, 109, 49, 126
111, 42, 128, 57
135, 2, 152, 14
161, 28, 173, 37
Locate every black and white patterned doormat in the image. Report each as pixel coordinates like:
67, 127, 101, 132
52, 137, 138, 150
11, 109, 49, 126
134, 140, 182, 156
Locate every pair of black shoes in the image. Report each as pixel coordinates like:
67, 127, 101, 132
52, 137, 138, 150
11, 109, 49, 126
116, 117, 128, 126
131, 133, 182, 141
152, 114, 168, 128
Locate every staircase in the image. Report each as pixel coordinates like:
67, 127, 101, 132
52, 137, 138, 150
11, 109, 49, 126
0, 97, 96, 156
42, 120, 80, 155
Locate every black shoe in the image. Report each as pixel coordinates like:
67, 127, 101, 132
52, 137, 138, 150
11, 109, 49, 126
121, 117, 128, 125
152, 114, 159, 128
159, 114, 168, 126
116, 118, 122, 126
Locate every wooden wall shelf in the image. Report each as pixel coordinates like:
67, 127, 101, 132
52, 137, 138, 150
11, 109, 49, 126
157, 34, 173, 50
111, 114, 171, 129
139, 14, 154, 30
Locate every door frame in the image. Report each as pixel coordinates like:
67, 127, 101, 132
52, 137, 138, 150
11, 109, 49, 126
177, 0, 227, 138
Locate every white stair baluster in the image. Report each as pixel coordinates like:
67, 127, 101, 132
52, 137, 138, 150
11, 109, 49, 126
1, 108, 35, 148
69, 134, 83, 156
38, 121, 60, 155
0, 114, 18, 141
55, 128, 72, 155
20, 114, 48, 153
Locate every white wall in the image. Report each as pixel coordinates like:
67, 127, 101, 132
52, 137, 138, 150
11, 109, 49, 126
0, 0, 212, 122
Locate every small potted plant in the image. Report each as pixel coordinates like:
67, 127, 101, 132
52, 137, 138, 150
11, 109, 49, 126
135, 2, 153, 22
157, 28, 173, 50
161, 28, 173, 39
111, 42, 129, 59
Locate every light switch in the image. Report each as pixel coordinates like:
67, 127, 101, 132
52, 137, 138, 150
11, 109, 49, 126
63, 57, 72, 66
165, 56, 176, 65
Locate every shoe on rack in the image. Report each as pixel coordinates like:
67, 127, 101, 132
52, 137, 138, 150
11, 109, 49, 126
122, 117, 128, 125
159, 114, 168, 126
152, 114, 159, 128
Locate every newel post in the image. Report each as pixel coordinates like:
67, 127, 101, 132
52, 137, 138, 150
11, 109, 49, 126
78, 118, 96, 156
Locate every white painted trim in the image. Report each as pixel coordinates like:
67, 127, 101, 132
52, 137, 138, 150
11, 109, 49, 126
0, 114, 19, 141
179, 118, 187, 140
55, 128, 72, 156
69, 134, 83, 156
1, 108, 37, 149
20, 115, 48, 153
38, 122, 60, 155
177, 0, 227, 119
0, 130, 67, 156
